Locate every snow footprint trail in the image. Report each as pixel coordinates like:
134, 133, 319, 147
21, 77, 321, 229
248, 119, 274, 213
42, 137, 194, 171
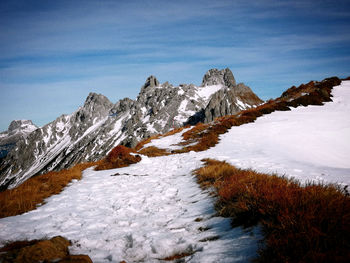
0, 152, 260, 263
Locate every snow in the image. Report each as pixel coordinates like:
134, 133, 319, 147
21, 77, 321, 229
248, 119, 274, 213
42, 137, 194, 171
196, 85, 223, 101
178, 88, 185, 96
174, 99, 196, 124
1, 81, 349, 262
0, 154, 260, 263
142, 127, 193, 151
235, 99, 249, 110
74, 116, 108, 146
21, 123, 37, 134
108, 113, 129, 136
56, 121, 65, 133
13, 134, 72, 187
43, 126, 52, 144
147, 122, 157, 133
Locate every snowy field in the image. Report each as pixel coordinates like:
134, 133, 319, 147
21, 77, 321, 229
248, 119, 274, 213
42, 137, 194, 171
0, 81, 349, 262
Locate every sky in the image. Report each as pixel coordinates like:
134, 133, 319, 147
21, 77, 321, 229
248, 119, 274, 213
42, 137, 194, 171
1, 0, 349, 131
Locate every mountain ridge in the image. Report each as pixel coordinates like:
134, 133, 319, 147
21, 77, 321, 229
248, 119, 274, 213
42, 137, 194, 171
0, 68, 262, 189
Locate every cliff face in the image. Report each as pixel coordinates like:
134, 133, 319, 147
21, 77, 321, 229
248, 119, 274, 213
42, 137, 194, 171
0, 68, 262, 189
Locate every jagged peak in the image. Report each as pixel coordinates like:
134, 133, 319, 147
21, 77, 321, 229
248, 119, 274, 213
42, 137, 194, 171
83, 92, 113, 109
202, 68, 236, 88
143, 75, 160, 89
8, 120, 37, 133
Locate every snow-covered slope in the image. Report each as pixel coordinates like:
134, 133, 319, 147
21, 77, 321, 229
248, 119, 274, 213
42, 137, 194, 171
0, 81, 348, 262
0, 68, 261, 189
0, 154, 260, 263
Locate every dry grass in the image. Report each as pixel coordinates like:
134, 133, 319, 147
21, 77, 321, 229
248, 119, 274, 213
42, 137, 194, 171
194, 159, 350, 263
161, 252, 194, 261
134, 127, 189, 157
163, 126, 188, 137
0, 162, 97, 218
95, 145, 141, 170
137, 146, 171, 157
0, 236, 92, 263
134, 134, 161, 151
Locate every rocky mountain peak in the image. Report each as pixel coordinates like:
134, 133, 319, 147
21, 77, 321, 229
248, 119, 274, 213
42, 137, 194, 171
84, 93, 113, 109
7, 120, 37, 133
81, 93, 114, 115
0, 120, 38, 161
74, 93, 114, 124
202, 68, 236, 88
143, 75, 160, 89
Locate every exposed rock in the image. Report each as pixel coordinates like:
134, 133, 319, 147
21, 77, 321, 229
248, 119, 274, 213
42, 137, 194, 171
203, 82, 263, 122
142, 75, 160, 89
0, 120, 37, 159
202, 68, 236, 88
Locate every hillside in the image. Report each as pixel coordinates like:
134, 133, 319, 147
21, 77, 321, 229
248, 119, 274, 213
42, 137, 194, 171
0, 78, 349, 262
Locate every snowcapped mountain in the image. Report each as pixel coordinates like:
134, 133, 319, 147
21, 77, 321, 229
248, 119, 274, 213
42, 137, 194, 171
0, 120, 38, 160
0, 68, 262, 189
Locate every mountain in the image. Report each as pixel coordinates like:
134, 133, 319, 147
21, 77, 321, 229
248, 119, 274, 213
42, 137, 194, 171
0, 120, 38, 160
0, 68, 262, 189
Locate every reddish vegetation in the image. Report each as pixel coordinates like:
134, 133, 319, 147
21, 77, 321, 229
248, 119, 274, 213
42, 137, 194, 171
95, 145, 141, 171
194, 159, 350, 263
163, 126, 187, 137
0, 236, 92, 263
161, 252, 194, 261
134, 127, 189, 157
138, 146, 170, 157
134, 134, 161, 151
0, 162, 97, 218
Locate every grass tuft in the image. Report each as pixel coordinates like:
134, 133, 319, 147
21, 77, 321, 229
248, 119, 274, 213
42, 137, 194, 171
137, 146, 171, 157
194, 159, 350, 262
95, 145, 141, 171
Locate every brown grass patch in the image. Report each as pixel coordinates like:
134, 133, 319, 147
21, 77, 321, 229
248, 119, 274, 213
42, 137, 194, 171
0, 236, 92, 263
133, 127, 188, 157
134, 134, 161, 151
137, 146, 171, 157
161, 252, 194, 261
163, 126, 188, 137
194, 159, 350, 262
0, 162, 97, 218
95, 145, 141, 170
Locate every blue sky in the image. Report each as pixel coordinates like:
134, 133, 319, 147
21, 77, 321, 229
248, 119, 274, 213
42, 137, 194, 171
1, 0, 349, 131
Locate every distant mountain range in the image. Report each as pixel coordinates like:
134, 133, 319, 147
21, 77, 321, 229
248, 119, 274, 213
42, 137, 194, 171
0, 68, 262, 189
